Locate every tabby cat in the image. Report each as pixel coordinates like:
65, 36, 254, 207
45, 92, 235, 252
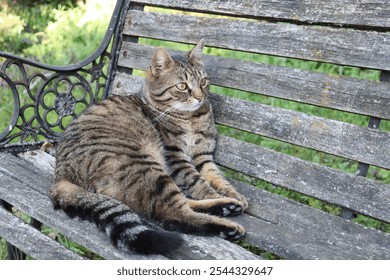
51, 40, 248, 255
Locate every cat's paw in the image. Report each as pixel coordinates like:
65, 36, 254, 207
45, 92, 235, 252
223, 191, 249, 211
220, 202, 243, 217
205, 198, 244, 217
218, 222, 246, 241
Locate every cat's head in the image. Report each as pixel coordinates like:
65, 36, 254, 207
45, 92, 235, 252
144, 39, 209, 112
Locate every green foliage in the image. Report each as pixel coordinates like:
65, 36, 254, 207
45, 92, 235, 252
0, 0, 112, 65
0, 0, 75, 55
40, 226, 103, 259
23, 4, 110, 65
354, 215, 390, 233
0, 238, 6, 259
236, 241, 283, 260
0, 7, 29, 52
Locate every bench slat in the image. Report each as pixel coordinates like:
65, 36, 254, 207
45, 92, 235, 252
132, 0, 390, 29
0, 152, 259, 260
232, 181, 390, 259
125, 10, 390, 70
0, 206, 83, 260
216, 136, 390, 224
212, 94, 390, 169
119, 42, 390, 120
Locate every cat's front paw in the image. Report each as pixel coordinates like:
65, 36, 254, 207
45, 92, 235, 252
217, 222, 246, 241
221, 203, 243, 217
197, 197, 244, 217
223, 191, 249, 211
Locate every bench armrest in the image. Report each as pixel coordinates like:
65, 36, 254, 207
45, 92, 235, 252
0, 0, 127, 152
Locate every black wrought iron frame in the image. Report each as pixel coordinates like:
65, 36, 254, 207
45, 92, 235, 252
0, 0, 129, 153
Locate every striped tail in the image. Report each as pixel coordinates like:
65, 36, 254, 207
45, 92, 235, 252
51, 180, 184, 255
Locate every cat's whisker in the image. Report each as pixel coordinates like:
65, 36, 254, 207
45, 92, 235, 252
153, 106, 178, 122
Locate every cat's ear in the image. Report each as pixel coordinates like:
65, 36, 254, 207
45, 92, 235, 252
188, 39, 205, 66
150, 47, 174, 77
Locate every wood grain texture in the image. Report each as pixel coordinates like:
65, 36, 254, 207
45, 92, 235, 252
124, 9, 390, 70
235, 177, 390, 259
211, 94, 390, 169
216, 136, 390, 224
111, 74, 390, 169
234, 213, 390, 260
0, 206, 83, 260
118, 42, 390, 120
0, 152, 259, 260
132, 0, 390, 29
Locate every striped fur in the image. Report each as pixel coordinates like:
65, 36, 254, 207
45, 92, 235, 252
51, 40, 248, 255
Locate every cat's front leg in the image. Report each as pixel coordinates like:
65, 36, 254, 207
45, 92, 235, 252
167, 152, 220, 200
195, 159, 249, 211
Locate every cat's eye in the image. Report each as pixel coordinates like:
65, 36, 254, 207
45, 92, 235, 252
199, 77, 209, 87
176, 83, 188, 91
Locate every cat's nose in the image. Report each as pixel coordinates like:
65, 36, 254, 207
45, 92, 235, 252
192, 88, 204, 102
194, 96, 203, 102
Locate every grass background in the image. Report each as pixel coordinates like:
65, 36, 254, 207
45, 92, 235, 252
0, 0, 389, 259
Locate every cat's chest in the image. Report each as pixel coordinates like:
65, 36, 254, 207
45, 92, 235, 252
181, 132, 196, 156
163, 124, 198, 157
159, 112, 213, 157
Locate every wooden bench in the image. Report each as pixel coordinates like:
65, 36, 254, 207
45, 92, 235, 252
1, 0, 389, 259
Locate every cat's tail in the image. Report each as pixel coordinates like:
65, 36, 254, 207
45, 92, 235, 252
50, 180, 184, 255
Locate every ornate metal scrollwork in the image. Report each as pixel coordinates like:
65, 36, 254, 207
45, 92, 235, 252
0, 0, 126, 150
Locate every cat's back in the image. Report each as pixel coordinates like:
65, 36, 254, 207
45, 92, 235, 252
55, 95, 164, 183
59, 94, 156, 147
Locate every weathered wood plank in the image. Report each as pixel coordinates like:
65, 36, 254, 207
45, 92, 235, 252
236, 213, 390, 260
0, 206, 83, 260
0, 152, 259, 260
216, 136, 390, 224
110, 73, 390, 169
231, 179, 390, 259
0, 151, 54, 196
111, 72, 144, 96
132, 0, 390, 29
124, 10, 390, 70
212, 94, 390, 169
118, 42, 390, 120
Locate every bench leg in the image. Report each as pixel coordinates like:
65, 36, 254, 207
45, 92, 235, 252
6, 243, 26, 260
1, 200, 42, 260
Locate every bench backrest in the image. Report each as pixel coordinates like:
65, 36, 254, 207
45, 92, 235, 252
111, 0, 390, 229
